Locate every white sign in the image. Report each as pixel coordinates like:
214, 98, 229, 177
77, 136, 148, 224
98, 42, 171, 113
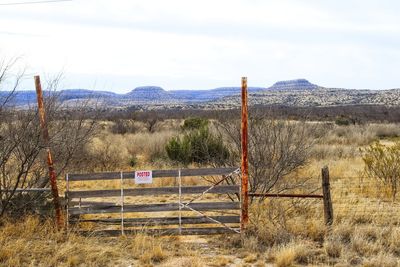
135, 170, 153, 184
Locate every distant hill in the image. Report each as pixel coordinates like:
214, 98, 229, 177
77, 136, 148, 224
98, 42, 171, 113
1, 79, 400, 109
172, 87, 265, 102
125, 86, 173, 102
58, 89, 117, 101
268, 79, 320, 90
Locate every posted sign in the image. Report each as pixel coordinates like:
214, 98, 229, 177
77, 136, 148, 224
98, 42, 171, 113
135, 170, 153, 184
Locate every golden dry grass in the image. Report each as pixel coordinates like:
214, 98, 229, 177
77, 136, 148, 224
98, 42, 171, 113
2, 121, 400, 266
0, 216, 194, 266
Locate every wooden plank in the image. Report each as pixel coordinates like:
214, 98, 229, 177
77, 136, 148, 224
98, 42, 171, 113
69, 201, 116, 207
67, 167, 238, 181
70, 215, 240, 226
69, 201, 240, 215
68, 185, 239, 198
79, 227, 240, 236
0, 188, 51, 193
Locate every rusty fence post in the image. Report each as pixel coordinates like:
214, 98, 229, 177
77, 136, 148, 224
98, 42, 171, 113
241, 77, 249, 232
322, 166, 333, 227
34, 75, 64, 229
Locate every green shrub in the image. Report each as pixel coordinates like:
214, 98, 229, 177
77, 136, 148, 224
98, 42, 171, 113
129, 156, 138, 167
165, 136, 191, 164
166, 120, 229, 165
181, 117, 209, 131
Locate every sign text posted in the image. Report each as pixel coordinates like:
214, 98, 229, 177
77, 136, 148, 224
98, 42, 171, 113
135, 170, 153, 184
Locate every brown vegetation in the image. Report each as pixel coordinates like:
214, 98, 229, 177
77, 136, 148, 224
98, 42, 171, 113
1, 83, 400, 265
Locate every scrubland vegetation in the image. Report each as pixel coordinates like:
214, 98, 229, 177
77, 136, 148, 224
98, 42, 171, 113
1, 63, 400, 266
1, 111, 400, 266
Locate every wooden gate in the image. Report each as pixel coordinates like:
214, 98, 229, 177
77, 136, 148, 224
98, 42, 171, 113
65, 167, 241, 235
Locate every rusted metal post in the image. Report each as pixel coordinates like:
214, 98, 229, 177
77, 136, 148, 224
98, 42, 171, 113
240, 77, 249, 231
322, 166, 333, 227
34, 75, 63, 229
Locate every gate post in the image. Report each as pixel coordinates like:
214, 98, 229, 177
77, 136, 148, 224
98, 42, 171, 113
322, 166, 333, 227
241, 77, 249, 231
34, 75, 63, 229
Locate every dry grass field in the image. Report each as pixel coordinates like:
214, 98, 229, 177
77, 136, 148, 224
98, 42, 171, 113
1, 120, 400, 266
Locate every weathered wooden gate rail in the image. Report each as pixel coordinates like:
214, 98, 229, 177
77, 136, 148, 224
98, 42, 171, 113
66, 167, 241, 235
68, 185, 238, 198
67, 167, 238, 181
69, 202, 240, 215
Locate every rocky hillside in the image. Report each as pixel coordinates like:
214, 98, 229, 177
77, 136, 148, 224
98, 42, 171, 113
2, 79, 400, 109
209, 88, 400, 108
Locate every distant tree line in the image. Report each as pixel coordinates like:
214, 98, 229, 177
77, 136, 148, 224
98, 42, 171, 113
68, 104, 400, 124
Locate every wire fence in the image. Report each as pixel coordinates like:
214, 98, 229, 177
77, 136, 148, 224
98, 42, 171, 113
329, 176, 400, 225
252, 174, 400, 227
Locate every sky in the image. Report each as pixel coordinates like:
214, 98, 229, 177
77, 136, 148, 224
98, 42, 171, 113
1, 0, 400, 93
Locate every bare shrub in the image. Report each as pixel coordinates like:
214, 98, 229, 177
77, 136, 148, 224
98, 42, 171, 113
0, 61, 98, 217
362, 141, 400, 201
217, 115, 317, 200
137, 111, 165, 133
86, 134, 130, 171
110, 119, 139, 134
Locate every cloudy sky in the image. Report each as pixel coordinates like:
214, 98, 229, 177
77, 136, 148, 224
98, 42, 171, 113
1, 0, 400, 92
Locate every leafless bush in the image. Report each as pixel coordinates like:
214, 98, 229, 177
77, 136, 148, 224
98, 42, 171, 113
110, 119, 139, 134
139, 111, 164, 133
217, 114, 318, 200
0, 57, 24, 110
362, 141, 400, 201
86, 134, 130, 171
